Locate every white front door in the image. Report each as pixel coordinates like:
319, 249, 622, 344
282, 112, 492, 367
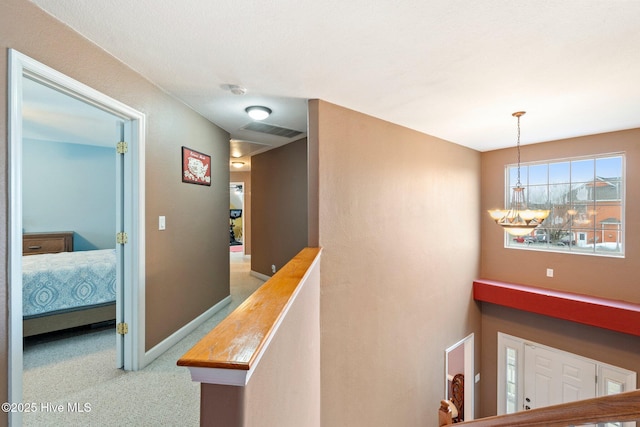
498, 333, 636, 427
523, 343, 596, 410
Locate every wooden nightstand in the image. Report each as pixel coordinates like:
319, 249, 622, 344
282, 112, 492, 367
23, 231, 74, 255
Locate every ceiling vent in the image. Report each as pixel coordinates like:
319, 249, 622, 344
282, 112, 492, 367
241, 122, 303, 139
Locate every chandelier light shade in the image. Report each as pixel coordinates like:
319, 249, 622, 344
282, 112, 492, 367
488, 111, 550, 236
245, 105, 271, 120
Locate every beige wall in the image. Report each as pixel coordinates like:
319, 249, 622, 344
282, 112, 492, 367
0, 0, 230, 415
481, 129, 640, 300
479, 128, 640, 416
251, 138, 308, 276
230, 171, 251, 254
145, 112, 230, 349
312, 100, 482, 426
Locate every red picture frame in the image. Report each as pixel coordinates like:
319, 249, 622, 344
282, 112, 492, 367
182, 146, 211, 186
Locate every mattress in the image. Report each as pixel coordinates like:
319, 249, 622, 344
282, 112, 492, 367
23, 249, 117, 318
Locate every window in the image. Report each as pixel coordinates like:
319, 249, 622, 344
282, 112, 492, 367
506, 153, 624, 257
505, 347, 518, 414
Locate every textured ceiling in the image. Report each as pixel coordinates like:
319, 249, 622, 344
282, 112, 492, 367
28, 0, 640, 158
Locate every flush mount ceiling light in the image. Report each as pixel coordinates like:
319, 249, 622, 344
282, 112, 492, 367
231, 161, 245, 168
245, 106, 271, 121
488, 111, 550, 236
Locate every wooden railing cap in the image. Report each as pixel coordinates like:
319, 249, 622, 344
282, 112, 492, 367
178, 247, 322, 373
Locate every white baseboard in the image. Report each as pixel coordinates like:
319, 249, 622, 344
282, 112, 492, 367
250, 270, 271, 282
142, 295, 232, 367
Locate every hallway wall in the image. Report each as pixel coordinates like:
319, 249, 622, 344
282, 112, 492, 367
251, 138, 308, 276
311, 100, 482, 426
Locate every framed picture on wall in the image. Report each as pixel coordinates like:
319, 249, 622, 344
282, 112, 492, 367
182, 146, 211, 186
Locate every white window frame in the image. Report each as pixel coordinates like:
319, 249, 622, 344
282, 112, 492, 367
505, 152, 625, 258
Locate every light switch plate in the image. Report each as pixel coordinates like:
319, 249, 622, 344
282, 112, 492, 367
159, 216, 166, 230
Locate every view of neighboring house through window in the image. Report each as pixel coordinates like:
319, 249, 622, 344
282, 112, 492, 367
506, 153, 624, 256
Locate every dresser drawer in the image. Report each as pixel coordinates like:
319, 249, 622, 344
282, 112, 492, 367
23, 232, 74, 255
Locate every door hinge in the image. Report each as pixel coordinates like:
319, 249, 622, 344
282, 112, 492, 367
116, 141, 128, 154
116, 232, 128, 244
116, 322, 128, 335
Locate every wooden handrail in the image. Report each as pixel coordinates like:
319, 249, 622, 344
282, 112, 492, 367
439, 389, 640, 426
178, 247, 321, 372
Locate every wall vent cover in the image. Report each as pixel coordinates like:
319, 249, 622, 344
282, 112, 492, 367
241, 122, 303, 139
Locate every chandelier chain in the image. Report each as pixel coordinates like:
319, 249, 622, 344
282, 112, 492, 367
487, 110, 549, 236
516, 114, 521, 186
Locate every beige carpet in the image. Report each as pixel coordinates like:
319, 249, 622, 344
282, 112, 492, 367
22, 253, 264, 426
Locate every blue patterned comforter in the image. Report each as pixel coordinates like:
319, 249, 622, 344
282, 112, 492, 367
23, 249, 117, 318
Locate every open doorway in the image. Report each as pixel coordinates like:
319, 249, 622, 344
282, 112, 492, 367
230, 182, 245, 254
445, 333, 475, 422
20, 71, 123, 421
8, 49, 146, 424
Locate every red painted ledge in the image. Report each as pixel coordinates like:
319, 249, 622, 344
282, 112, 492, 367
473, 279, 640, 337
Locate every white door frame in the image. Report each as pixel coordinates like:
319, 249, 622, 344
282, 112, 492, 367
8, 49, 146, 424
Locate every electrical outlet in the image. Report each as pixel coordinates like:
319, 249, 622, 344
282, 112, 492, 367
546, 268, 554, 278
271, 264, 276, 273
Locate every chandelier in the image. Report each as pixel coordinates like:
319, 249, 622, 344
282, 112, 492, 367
488, 111, 549, 236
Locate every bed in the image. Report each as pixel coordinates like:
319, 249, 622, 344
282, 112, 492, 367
22, 232, 117, 337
